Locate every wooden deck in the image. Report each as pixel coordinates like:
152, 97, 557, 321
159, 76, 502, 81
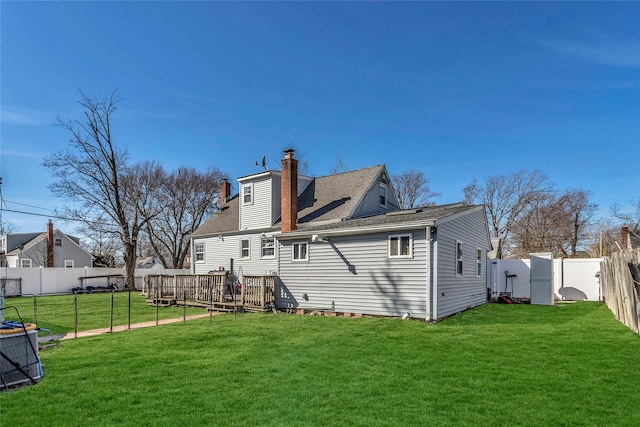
143, 273, 276, 312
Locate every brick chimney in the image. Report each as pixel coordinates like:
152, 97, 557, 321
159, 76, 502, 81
621, 226, 629, 252
281, 148, 298, 233
47, 220, 54, 267
220, 179, 231, 206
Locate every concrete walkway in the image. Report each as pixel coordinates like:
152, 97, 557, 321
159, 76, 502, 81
38, 312, 219, 343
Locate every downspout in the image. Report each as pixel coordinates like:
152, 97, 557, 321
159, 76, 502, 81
425, 226, 432, 321
432, 226, 438, 321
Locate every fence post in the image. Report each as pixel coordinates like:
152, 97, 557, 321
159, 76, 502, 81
74, 293, 78, 338
110, 290, 114, 333
209, 278, 213, 322
33, 294, 38, 326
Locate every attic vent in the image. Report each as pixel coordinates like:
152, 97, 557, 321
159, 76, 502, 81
386, 208, 423, 216
220, 205, 229, 211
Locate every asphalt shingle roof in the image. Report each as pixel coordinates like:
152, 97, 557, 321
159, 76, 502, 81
293, 202, 478, 233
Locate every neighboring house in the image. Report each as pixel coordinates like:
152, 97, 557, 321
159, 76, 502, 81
136, 256, 165, 269
1, 221, 93, 268
192, 149, 491, 321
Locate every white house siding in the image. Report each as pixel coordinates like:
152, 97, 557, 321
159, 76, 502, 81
278, 229, 429, 318
193, 233, 278, 278
435, 208, 490, 319
239, 176, 275, 230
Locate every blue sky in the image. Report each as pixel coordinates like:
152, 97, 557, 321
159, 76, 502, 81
1, 1, 639, 235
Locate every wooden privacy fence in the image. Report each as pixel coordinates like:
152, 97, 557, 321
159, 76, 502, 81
600, 249, 640, 334
143, 273, 276, 312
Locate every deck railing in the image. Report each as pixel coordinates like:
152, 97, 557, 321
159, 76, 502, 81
143, 274, 276, 311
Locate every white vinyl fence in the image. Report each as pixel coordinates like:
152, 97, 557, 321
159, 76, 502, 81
0, 267, 189, 296
488, 258, 604, 301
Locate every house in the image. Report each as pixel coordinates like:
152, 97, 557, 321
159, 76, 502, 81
1, 221, 93, 268
136, 256, 165, 269
192, 149, 491, 320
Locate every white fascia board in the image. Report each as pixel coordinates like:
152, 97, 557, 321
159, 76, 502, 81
237, 170, 280, 183
276, 219, 436, 240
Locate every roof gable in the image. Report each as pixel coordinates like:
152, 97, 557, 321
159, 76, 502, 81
296, 165, 387, 224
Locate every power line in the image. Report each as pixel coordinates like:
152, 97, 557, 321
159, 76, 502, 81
0, 207, 118, 228
3, 199, 57, 213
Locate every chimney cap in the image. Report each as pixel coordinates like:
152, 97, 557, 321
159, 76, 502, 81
283, 148, 295, 158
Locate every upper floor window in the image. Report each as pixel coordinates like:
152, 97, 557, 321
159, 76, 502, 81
456, 241, 464, 276
241, 239, 250, 259
65, 260, 74, 268
476, 248, 482, 277
389, 234, 412, 258
21, 258, 32, 268
54, 238, 63, 247
261, 237, 275, 259
379, 182, 387, 207
292, 242, 308, 261
243, 184, 253, 205
195, 243, 205, 263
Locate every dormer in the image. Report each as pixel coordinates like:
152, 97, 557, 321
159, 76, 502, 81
237, 167, 312, 231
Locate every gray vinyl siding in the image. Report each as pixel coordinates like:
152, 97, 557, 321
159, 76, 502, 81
278, 229, 429, 318
240, 177, 274, 229
351, 179, 400, 219
435, 208, 490, 319
193, 234, 278, 279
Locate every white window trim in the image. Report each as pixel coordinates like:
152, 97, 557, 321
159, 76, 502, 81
21, 258, 32, 268
261, 237, 276, 259
292, 241, 309, 262
65, 259, 74, 268
456, 240, 464, 276
195, 242, 205, 263
379, 182, 387, 207
388, 233, 413, 258
242, 183, 254, 205
241, 238, 251, 259
476, 248, 482, 277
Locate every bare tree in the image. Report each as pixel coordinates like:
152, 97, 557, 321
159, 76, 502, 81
557, 189, 597, 257
144, 166, 226, 269
392, 169, 440, 209
463, 170, 553, 242
329, 155, 349, 174
43, 90, 163, 289
511, 189, 597, 258
0, 218, 17, 236
585, 220, 620, 258
610, 196, 640, 230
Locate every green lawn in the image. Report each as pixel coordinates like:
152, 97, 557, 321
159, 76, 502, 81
3, 292, 207, 335
1, 302, 639, 426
